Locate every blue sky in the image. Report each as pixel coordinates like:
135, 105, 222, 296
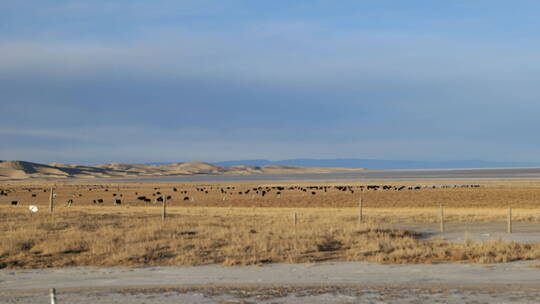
2, 1, 540, 164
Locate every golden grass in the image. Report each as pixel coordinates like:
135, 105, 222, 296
3, 180, 540, 269
5, 180, 540, 209
2, 206, 540, 269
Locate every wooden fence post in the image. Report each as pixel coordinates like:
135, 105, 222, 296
49, 188, 54, 213
439, 203, 445, 233
507, 207, 512, 233
162, 196, 167, 221
50, 288, 57, 304
358, 196, 363, 224
292, 211, 298, 257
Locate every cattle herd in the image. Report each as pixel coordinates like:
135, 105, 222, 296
0, 183, 482, 207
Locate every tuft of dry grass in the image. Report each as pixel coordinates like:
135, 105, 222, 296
2, 206, 540, 269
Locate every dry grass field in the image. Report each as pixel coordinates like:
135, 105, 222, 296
3, 180, 540, 269
3, 206, 540, 269
5, 180, 540, 209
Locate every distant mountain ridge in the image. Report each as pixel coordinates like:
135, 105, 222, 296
213, 159, 540, 170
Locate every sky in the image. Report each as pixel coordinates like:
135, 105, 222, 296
2, 1, 540, 164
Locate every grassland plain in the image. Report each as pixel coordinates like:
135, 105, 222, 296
3, 180, 540, 269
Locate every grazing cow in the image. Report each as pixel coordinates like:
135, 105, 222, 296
97, 199, 104, 203
11, 201, 18, 206
114, 199, 121, 206
183, 197, 190, 201
67, 199, 73, 207
173, 188, 178, 192
32, 194, 37, 197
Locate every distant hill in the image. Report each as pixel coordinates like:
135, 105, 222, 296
0, 160, 364, 180
214, 159, 540, 170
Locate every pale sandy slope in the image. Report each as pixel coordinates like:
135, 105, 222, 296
0, 160, 364, 180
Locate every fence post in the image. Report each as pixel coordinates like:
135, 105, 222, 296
358, 196, 363, 224
293, 211, 298, 258
50, 288, 56, 304
49, 188, 54, 213
162, 196, 167, 221
507, 207, 512, 233
439, 203, 445, 233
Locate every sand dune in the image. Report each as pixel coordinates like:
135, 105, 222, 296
0, 160, 363, 180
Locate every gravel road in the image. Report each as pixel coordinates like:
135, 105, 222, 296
3, 261, 540, 303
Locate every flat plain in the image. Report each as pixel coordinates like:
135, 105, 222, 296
3, 179, 540, 303
3, 179, 540, 267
